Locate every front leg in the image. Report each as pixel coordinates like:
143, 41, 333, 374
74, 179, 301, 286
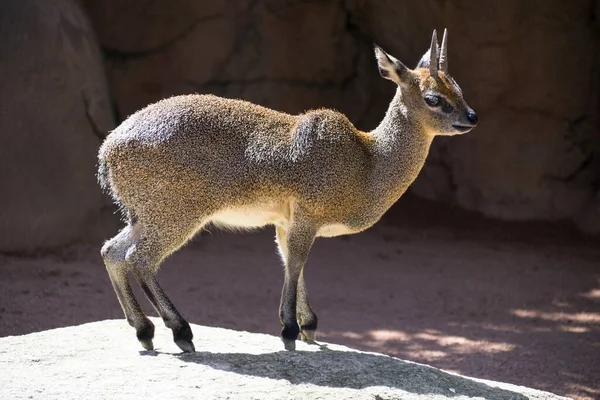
277, 223, 316, 350
276, 226, 318, 343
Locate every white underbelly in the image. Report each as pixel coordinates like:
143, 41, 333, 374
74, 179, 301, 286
211, 206, 284, 229
210, 206, 367, 237
317, 223, 357, 238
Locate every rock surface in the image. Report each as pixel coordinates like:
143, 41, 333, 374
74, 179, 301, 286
0, 319, 570, 400
0, 0, 117, 252
83, 0, 600, 232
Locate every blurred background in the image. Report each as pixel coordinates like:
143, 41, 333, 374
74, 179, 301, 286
0, 1, 598, 399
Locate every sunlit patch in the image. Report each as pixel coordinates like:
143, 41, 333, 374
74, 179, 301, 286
559, 325, 589, 333
416, 350, 447, 360
322, 328, 515, 357
512, 309, 600, 324
412, 332, 515, 353
580, 288, 600, 300
368, 329, 410, 342
336, 331, 363, 340
448, 322, 523, 333
565, 382, 600, 400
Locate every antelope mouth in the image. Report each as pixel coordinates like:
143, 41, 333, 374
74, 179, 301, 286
452, 124, 474, 133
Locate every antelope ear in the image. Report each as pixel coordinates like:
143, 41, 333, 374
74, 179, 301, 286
374, 44, 409, 85
416, 48, 432, 69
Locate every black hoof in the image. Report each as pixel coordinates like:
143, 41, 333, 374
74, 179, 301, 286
175, 338, 196, 353
300, 329, 317, 343
299, 317, 318, 343
173, 321, 195, 353
281, 337, 296, 351
136, 319, 155, 350
139, 338, 154, 351
281, 324, 299, 351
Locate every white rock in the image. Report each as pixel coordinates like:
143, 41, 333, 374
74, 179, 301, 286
0, 319, 571, 400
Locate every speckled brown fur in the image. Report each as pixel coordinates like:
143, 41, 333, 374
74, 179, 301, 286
98, 29, 478, 352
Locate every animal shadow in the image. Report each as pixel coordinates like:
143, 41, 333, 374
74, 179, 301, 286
169, 347, 529, 399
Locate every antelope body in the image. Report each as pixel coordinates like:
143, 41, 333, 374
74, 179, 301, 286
99, 29, 477, 352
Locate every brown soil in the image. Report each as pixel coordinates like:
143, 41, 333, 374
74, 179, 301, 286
1, 195, 598, 400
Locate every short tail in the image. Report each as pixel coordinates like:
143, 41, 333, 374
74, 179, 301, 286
96, 144, 137, 224
97, 155, 110, 193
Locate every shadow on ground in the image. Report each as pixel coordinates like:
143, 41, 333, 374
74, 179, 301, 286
145, 347, 527, 399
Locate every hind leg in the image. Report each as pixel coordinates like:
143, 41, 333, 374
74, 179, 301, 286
297, 270, 318, 343
131, 267, 195, 352
101, 226, 155, 350
126, 222, 201, 353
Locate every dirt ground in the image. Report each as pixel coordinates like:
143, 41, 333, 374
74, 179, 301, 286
1, 195, 598, 400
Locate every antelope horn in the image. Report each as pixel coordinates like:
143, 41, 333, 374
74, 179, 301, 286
439, 28, 448, 73
429, 30, 439, 76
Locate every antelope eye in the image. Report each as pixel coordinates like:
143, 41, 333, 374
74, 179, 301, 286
424, 94, 441, 107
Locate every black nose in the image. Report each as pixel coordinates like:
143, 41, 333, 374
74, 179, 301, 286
467, 109, 478, 125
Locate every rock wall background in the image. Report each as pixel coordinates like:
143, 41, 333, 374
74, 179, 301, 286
1, 0, 598, 252
0, 0, 117, 253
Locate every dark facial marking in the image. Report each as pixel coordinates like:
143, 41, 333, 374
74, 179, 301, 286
424, 93, 454, 114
